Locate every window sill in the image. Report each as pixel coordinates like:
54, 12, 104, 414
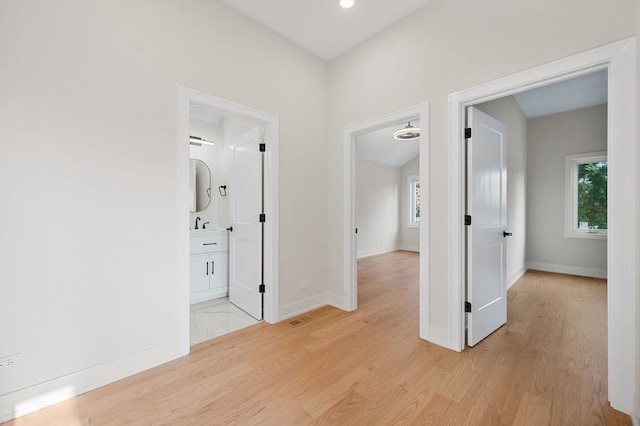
564, 231, 607, 240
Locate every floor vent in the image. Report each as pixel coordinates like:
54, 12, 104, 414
289, 316, 312, 327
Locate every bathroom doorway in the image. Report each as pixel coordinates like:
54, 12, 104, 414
177, 87, 280, 351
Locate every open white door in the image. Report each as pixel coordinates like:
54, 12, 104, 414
466, 107, 508, 346
229, 127, 263, 320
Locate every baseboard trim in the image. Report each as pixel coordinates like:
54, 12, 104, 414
327, 292, 349, 311
357, 245, 420, 259
278, 294, 328, 322
357, 246, 398, 259
526, 262, 607, 279
0, 340, 179, 423
397, 244, 420, 253
507, 265, 528, 289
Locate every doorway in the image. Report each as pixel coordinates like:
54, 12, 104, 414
342, 102, 429, 337
449, 38, 636, 413
177, 87, 280, 353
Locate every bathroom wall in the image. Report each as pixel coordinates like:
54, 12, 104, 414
189, 118, 221, 229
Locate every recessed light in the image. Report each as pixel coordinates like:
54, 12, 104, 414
340, 0, 355, 9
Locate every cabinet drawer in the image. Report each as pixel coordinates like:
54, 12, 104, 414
190, 233, 228, 254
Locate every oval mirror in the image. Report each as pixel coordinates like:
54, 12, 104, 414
189, 159, 212, 212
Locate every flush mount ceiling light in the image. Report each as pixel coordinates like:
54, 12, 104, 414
340, 0, 355, 9
393, 122, 420, 140
189, 135, 215, 146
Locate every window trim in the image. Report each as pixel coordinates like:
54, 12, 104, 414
564, 151, 607, 239
408, 174, 420, 228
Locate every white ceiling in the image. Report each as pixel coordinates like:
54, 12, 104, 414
356, 120, 420, 168
513, 69, 608, 119
205, 4, 606, 165
223, 0, 433, 60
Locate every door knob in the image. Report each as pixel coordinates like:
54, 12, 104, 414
503, 231, 513, 237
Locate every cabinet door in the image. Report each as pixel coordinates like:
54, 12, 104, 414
209, 251, 228, 292
190, 253, 210, 294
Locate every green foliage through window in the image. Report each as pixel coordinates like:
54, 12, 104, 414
577, 161, 607, 230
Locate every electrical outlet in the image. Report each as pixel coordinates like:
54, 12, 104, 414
300, 280, 310, 290
0, 354, 20, 370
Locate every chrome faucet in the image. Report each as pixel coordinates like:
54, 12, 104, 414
195, 216, 201, 230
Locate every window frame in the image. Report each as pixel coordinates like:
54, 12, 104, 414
564, 151, 607, 240
408, 174, 420, 228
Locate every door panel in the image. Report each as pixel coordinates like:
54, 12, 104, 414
229, 127, 263, 320
467, 107, 507, 346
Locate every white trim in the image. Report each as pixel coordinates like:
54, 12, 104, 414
278, 294, 328, 322
178, 87, 280, 358
527, 262, 607, 280
507, 265, 527, 290
564, 151, 608, 239
357, 246, 400, 259
357, 245, 420, 259
343, 102, 430, 339
0, 341, 177, 423
407, 174, 421, 228
448, 37, 636, 413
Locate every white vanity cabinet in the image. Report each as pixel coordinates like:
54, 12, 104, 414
190, 230, 228, 304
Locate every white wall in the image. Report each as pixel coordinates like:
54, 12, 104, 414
0, 0, 328, 420
475, 97, 528, 287
526, 105, 607, 277
399, 156, 420, 251
189, 119, 221, 228
326, 0, 634, 357
355, 159, 401, 257
636, 1, 640, 421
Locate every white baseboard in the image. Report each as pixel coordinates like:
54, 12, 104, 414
0, 341, 179, 423
277, 293, 328, 322
424, 325, 452, 350
507, 265, 528, 289
357, 246, 398, 259
526, 261, 607, 279
357, 245, 420, 259
397, 244, 420, 252
327, 292, 349, 311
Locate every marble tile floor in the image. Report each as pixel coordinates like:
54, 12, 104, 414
190, 297, 261, 346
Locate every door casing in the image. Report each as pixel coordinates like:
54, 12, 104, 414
177, 87, 279, 355
449, 37, 636, 413
342, 102, 430, 340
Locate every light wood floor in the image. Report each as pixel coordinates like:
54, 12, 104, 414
5, 251, 630, 425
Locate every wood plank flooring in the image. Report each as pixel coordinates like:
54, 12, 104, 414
5, 251, 630, 425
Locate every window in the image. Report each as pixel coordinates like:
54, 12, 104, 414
564, 151, 607, 239
408, 175, 420, 228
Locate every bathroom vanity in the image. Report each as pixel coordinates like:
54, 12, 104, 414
190, 229, 229, 304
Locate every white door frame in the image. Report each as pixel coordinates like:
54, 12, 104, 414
177, 87, 280, 355
448, 37, 636, 413
342, 102, 430, 340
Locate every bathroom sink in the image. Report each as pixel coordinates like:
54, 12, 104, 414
190, 228, 226, 234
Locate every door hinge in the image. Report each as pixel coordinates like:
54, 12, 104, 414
465, 128, 472, 139
259, 143, 266, 152
259, 213, 266, 223
465, 302, 472, 313
465, 215, 472, 226
259, 283, 266, 293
